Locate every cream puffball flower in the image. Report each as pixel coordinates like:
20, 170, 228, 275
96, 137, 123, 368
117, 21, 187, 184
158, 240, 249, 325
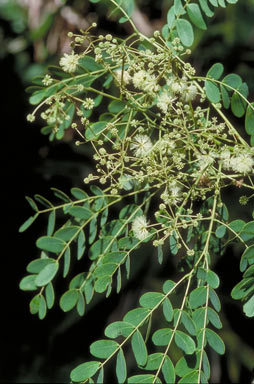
130, 135, 153, 157
60, 51, 80, 73
230, 153, 254, 174
132, 215, 149, 241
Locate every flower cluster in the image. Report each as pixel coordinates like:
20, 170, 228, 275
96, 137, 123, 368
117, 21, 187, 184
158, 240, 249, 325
26, 27, 254, 249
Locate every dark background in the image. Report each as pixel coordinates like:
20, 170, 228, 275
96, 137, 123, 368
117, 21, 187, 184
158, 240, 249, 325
1, 0, 254, 382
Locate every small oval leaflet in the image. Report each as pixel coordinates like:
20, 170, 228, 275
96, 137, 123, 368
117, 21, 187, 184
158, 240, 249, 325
36, 236, 66, 254
175, 330, 196, 355
152, 328, 173, 346
27, 257, 56, 274
60, 289, 79, 312
189, 286, 207, 309
139, 292, 165, 309
116, 348, 127, 384
176, 19, 194, 47
104, 321, 135, 338
35, 261, 59, 287
186, 3, 207, 30
205, 328, 225, 355
70, 361, 101, 383
131, 330, 148, 366
19, 275, 37, 291
90, 339, 119, 359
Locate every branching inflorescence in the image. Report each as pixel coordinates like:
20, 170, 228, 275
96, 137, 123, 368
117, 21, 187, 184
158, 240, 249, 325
20, 0, 254, 383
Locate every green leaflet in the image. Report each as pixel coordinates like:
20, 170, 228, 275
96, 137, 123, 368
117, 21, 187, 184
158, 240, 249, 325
27, 257, 56, 273
131, 330, 148, 366
78, 55, 103, 72
199, 0, 214, 17
243, 295, 254, 318
207, 63, 224, 80
192, 308, 207, 331
231, 277, 254, 300
128, 374, 162, 383
152, 328, 173, 346
60, 289, 79, 312
197, 268, 220, 289
178, 310, 196, 336
103, 251, 127, 264
102, 219, 126, 237
245, 103, 254, 135
76, 292, 85, 316
36, 236, 66, 253
167, 7, 176, 29
123, 307, 150, 326
205, 328, 225, 355
209, 288, 221, 312
88, 236, 117, 260
176, 19, 194, 47
94, 275, 112, 293
35, 261, 59, 286
85, 121, 108, 140
68, 206, 92, 220
139, 292, 165, 309
104, 321, 135, 338
70, 361, 101, 383
19, 213, 39, 232
240, 221, 254, 243
70, 187, 89, 200
108, 100, 126, 113
63, 247, 71, 278
163, 280, 176, 294
119, 204, 143, 220
45, 282, 55, 309
54, 225, 80, 241
144, 353, 164, 370
179, 370, 208, 383
94, 262, 118, 277
175, 353, 200, 377
207, 307, 222, 329
163, 298, 174, 322
47, 211, 55, 236
175, 330, 196, 355
90, 339, 119, 359
29, 294, 41, 315
205, 80, 220, 103
77, 230, 86, 260
240, 245, 254, 272
69, 273, 86, 289
38, 295, 47, 320
116, 348, 127, 384
162, 356, 175, 383
189, 286, 207, 309
186, 4, 207, 30
229, 219, 246, 234
215, 224, 227, 239
19, 275, 37, 291
174, 0, 185, 16
231, 83, 248, 118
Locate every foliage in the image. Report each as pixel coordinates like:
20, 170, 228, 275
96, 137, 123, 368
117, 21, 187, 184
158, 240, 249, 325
20, 0, 254, 382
